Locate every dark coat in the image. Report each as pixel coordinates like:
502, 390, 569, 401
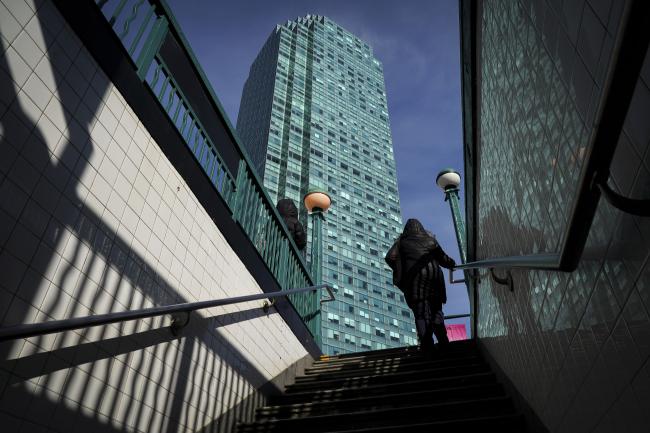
277, 198, 307, 250
385, 219, 455, 303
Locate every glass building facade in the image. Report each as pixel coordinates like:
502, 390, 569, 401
237, 15, 418, 354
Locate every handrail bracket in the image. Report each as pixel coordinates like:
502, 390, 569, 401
170, 311, 190, 336
490, 268, 514, 292
320, 285, 336, 305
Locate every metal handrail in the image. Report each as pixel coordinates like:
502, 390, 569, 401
454, 253, 561, 272
444, 314, 470, 320
0, 284, 335, 342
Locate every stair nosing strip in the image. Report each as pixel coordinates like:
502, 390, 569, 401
282, 371, 496, 397
288, 363, 489, 388
260, 383, 505, 413
299, 360, 486, 381
307, 354, 481, 372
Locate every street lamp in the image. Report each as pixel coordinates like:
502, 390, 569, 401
436, 169, 466, 264
303, 189, 331, 284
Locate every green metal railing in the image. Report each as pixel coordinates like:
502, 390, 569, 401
232, 161, 319, 343
144, 55, 238, 206
94, 0, 320, 343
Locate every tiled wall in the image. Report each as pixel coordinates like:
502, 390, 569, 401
475, 0, 650, 432
0, 1, 309, 432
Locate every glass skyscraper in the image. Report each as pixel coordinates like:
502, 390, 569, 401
237, 15, 417, 355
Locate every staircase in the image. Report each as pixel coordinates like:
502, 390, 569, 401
237, 340, 526, 432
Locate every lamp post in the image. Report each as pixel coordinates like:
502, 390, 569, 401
436, 169, 466, 264
303, 189, 331, 284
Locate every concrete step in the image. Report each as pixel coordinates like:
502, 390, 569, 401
279, 371, 498, 402
314, 340, 475, 366
302, 355, 483, 381
238, 396, 516, 432
286, 362, 490, 392
258, 382, 506, 419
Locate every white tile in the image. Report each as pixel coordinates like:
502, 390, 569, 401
140, 202, 156, 229
33, 52, 58, 92
14, 265, 51, 309
120, 205, 139, 236
85, 187, 106, 216
90, 66, 109, 97
73, 94, 96, 125
62, 367, 90, 403
98, 154, 118, 185
74, 47, 96, 81
45, 40, 72, 76
35, 112, 62, 155
127, 188, 145, 215
106, 189, 126, 220
146, 188, 162, 214
21, 71, 51, 111
134, 219, 152, 246
144, 140, 161, 166
34, 0, 64, 37
0, 3, 22, 46
84, 252, 108, 289
132, 124, 149, 151
158, 245, 173, 271
157, 201, 171, 225
120, 156, 138, 183
10, 29, 43, 69
98, 103, 118, 134
55, 79, 82, 119
3, 0, 33, 27
2, 45, 31, 89
13, 88, 42, 126
90, 119, 111, 151
55, 23, 81, 60
147, 233, 163, 261
39, 284, 72, 320
133, 171, 150, 198
0, 68, 15, 116
119, 109, 137, 135
82, 82, 105, 114
106, 89, 125, 119
24, 12, 53, 55
76, 158, 97, 190
113, 171, 131, 202
112, 123, 132, 154
90, 169, 111, 203
127, 138, 144, 168
102, 208, 120, 238
43, 92, 69, 133
105, 136, 126, 170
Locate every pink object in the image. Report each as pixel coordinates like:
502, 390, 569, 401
445, 324, 467, 341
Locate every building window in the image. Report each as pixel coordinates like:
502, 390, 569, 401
327, 313, 339, 324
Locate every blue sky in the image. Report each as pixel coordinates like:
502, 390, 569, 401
168, 0, 470, 326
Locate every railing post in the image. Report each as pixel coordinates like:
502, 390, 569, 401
303, 189, 332, 285
232, 160, 247, 222
436, 169, 470, 297
309, 210, 324, 284
135, 14, 168, 80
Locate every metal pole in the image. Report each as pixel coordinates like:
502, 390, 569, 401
444, 186, 467, 264
310, 209, 324, 284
